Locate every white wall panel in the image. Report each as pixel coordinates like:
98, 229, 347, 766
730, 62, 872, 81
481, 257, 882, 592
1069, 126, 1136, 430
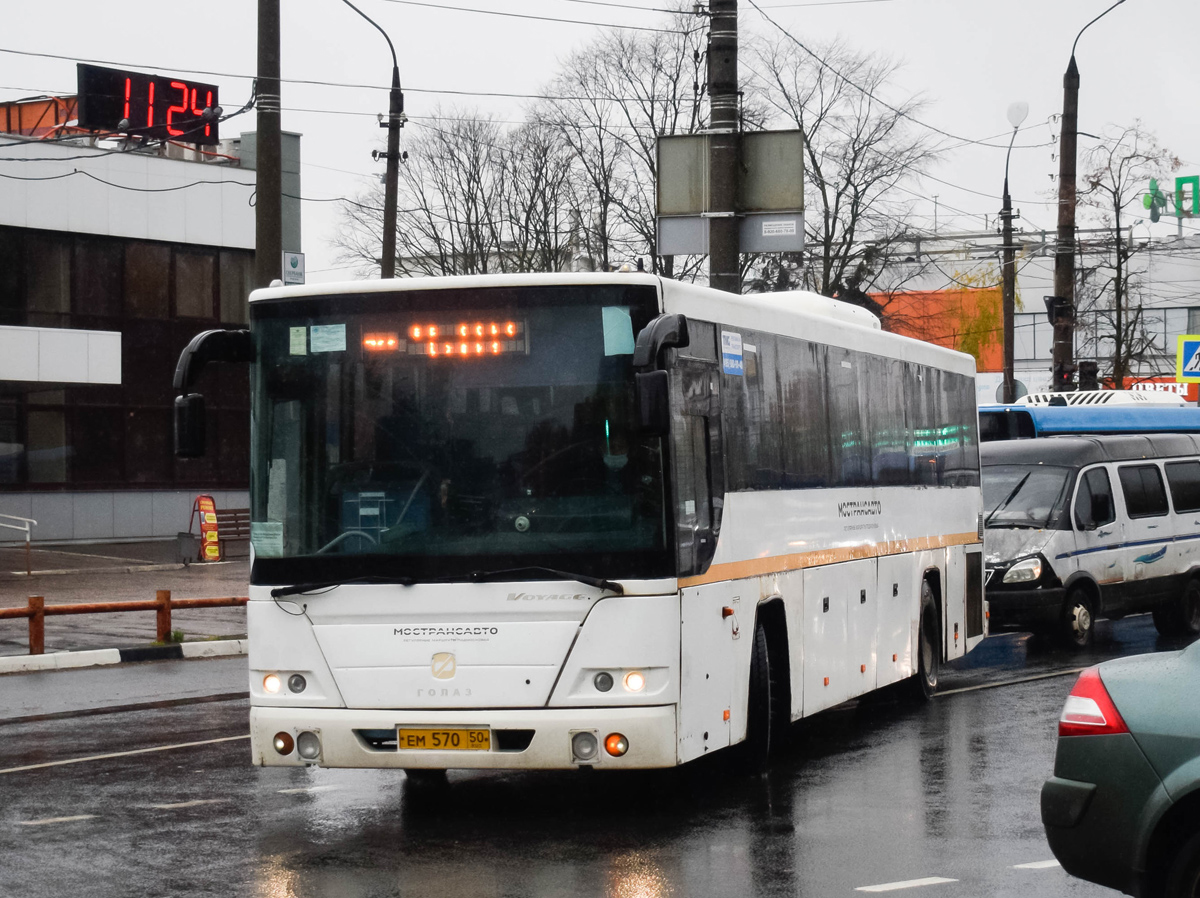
87, 332, 122, 384
0, 136, 254, 249
38, 330, 89, 383
0, 328, 39, 380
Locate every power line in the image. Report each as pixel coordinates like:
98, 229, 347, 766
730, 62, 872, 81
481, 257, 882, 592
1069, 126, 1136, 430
376, 0, 689, 32
744, 0, 1039, 152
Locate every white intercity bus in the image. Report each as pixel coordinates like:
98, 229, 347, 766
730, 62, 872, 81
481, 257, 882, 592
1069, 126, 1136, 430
173, 272, 984, 772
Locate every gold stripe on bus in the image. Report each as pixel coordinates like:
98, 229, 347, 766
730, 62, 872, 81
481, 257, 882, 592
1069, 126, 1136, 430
678, 532, 982, 589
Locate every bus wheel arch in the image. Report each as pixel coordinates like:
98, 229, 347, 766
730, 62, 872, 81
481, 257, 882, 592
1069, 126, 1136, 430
911, 571, 941, 701
741, 599, 790, 771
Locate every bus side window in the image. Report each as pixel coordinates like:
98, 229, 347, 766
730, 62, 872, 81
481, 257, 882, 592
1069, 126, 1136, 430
1075, 468, 1114, 531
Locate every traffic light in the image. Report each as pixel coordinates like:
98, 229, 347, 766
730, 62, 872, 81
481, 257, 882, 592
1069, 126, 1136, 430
1077, 360, 1099, 391
1053, 362, 1077, 391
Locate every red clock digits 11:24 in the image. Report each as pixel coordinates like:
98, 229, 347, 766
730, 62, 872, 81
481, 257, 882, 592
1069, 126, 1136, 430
124, 78, 215, 138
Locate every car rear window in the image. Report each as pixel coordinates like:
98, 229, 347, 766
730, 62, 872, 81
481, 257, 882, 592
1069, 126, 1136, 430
1166, 460, 1200, 513
1119, 464, 1169, 518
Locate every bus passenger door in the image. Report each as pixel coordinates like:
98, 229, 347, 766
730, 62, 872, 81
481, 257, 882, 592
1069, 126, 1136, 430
671, 361, 722, 576
678, 583, 737, 763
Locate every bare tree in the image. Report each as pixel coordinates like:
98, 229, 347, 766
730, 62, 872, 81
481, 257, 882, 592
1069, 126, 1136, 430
1074, 123, 1180, 386
538, 10, 711, 278
743, 35, 939, 299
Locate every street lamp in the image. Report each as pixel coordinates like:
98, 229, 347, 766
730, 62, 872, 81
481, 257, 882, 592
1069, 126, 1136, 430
340, 0, 405, 279
1051, 0, 1128, 391
1001, 101, 1028, 405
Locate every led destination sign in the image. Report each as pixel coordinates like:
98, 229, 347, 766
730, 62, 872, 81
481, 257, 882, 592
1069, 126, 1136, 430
362, 320, 527, 358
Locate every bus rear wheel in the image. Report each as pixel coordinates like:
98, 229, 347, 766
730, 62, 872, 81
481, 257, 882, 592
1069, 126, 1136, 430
910, 581, 939, 701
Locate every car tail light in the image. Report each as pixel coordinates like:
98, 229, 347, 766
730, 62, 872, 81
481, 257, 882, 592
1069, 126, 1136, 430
1058, 667, 1129, 737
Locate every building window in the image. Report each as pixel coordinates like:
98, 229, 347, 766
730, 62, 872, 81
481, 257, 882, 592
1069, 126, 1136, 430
175, 250, 216, 319
124, 242, 171, 319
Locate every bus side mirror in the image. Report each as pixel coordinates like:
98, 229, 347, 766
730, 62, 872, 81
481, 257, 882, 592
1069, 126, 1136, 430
635, 370, 671, 437
174, 393, 207, 458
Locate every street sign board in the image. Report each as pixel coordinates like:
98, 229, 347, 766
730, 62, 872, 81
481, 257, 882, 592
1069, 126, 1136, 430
282, 251, 305, 286
1177, 335, 1200, 382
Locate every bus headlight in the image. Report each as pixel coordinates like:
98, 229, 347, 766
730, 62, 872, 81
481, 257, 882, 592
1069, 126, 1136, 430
263, 674, 282, 694
623, 671, 646, 692
1003, 557, 1043, 584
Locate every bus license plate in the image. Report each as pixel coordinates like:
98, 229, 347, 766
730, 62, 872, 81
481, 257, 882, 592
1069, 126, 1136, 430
397, 728, 491, 751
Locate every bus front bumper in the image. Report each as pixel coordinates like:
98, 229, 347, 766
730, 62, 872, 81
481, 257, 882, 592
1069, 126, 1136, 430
250, 704, 679, 770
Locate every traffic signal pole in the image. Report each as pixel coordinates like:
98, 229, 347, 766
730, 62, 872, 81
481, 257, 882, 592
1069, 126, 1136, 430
707, 0, 740, 294
255, 0, 283, 289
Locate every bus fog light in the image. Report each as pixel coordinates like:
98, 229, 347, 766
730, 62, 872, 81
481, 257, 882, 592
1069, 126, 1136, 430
571, 732, 598, 762
297, 731, 321, 760
273, 732, 294, 755
623, 671, 646, 692
263, 674, 281, 694
593, 672, 614, 692
287, 674, 307, 693
604, 733, 628, 757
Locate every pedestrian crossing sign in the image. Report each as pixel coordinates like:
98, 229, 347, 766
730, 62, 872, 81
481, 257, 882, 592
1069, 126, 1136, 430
1178, 335, 1200, 382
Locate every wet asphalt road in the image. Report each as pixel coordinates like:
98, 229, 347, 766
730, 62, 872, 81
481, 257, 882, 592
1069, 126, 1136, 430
1, 616, 1194, 898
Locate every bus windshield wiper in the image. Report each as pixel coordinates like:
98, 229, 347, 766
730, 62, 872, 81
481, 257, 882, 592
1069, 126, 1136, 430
269, 574, 417, 599
469, 566, 624, 595
984, 471, 1031, 527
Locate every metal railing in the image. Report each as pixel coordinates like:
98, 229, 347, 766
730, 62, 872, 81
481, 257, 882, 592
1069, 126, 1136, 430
0, 514, 37, 576
0, 589, 248, 655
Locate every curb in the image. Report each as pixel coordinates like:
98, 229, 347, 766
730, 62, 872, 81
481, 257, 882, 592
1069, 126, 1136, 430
0, 639, 247, 675
1, 562, 189, 579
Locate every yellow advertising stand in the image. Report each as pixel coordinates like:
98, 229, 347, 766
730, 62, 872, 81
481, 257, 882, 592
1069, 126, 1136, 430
190, 495, 222, 562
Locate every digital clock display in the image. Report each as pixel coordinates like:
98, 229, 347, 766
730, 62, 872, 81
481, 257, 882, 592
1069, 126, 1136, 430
77, 63, 220, 146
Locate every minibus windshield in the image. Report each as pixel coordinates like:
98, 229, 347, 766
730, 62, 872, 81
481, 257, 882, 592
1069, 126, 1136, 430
982, 464, 1073, 529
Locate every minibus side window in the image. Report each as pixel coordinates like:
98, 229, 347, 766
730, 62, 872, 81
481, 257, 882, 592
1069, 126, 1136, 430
1075, 467, 1115, 530
1165, 460, 1200, 513
1118, 464, 1169, 518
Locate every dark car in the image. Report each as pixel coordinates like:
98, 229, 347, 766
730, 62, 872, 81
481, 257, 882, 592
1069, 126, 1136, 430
1042, 640, 1200, 897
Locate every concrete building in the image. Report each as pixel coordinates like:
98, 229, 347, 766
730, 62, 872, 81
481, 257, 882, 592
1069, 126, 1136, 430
0, 96, 300, 544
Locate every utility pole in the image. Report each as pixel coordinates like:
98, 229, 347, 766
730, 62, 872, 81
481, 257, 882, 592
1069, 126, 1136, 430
381, 65, 403, 279
340, 0, 404, 279
1051, 56, 1079, 392
707, 0, 740, 294
255, 0, 283, 289
1052, 1, 1126, 391
1001, 187, 1016, 403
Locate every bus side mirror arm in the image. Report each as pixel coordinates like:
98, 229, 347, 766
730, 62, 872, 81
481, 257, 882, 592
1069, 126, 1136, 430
632, 314, 689, 371
173, 329, 253, 458
632, 314, 688, 436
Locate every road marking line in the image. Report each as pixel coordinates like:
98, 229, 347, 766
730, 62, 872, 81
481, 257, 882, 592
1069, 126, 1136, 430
277, 785, 340, 794
939, 668, 1086, 696
856, 877, 958, 892
17, 814, 98, 826
1013, 860, 1061, 870
149, 799, 230, 810
0, 734, 250, 775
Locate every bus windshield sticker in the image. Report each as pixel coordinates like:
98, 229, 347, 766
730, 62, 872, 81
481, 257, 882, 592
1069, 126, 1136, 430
289, 327, 307, 355
310, 324, 346, 353
721, 330, 744, 376
251, 521, 284, 557
602, 306, 635, 356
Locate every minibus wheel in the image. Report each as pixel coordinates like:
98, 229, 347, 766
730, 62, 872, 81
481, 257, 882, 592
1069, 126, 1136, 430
1061, 588, 1095, 648
1153, 579, 1200, 637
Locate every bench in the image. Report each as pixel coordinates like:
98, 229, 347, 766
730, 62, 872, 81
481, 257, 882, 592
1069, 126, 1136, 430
213, 507, 251, 558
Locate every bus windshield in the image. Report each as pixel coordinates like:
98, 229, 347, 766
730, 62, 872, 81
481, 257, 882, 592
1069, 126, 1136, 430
249, 284, 670, 585
982, 464, 1073, 529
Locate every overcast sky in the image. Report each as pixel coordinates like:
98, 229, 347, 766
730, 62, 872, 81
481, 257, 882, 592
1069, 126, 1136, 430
3, 0, 1198, 285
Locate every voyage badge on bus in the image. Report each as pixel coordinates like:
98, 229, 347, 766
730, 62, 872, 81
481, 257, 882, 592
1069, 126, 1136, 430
721, 330, 744, 376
